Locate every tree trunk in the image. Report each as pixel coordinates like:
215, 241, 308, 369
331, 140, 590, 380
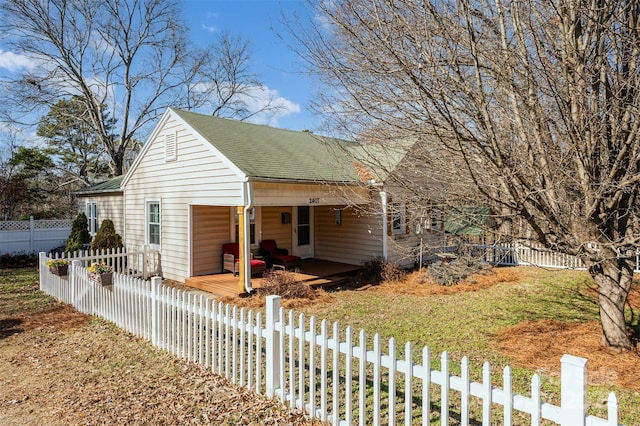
588, 255, 634, 350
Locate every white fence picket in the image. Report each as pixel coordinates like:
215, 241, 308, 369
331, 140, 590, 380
38, 251, 623, 426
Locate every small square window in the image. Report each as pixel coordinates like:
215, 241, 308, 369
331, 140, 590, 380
391, 204, 406, 235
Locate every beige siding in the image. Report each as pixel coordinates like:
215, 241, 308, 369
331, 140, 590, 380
253, 182, 368, 206
191, 206, 231, 276
77, 194, 125, 238
125, 113, 245, 282
260, 206, 292, 253
314, 206, 383, 265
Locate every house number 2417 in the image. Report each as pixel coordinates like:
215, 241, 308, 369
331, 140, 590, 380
309, 197, 320, 204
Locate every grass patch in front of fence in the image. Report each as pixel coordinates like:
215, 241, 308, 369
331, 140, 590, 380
0, 266, 58, 316
296, 266, 640, 425
1, 267, 317, 425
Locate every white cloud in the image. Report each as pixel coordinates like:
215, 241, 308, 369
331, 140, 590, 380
240, 85, 301, 126
202, 24, 217, 33
0, 49, 38, 72
192, 83, 301, 126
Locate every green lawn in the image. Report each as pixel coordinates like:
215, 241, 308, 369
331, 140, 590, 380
0, 267, 59, 316
5, 266, 638, 424
298, 267, 639, 425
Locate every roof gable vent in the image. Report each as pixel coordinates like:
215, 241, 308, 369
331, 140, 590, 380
165, 131, 177, 162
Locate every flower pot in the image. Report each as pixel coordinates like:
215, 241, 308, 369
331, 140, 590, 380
49, 265, 69, 276
89, 272, 113, 286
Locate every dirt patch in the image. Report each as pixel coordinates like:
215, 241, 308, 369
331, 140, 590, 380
496, 320, 640, 391
0, 305, 90, 339
0, 304, 318, 425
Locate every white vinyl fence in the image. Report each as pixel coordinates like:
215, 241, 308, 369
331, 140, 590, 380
472, 242, 640, 272
38, 252, 621, 426
0, 216, 72, 254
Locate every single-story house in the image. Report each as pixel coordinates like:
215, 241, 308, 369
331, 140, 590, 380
76, 108, 446, 292
74, 175, 125, 237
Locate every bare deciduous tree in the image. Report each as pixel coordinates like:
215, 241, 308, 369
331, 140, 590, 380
298, 0, 640, 349
0, 0, 193, 176
188, 32, 288, 121
0, 0, 274, 177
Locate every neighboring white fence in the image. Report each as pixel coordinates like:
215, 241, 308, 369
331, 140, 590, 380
38, 252, 621, 426
471, 242, 640, 272
0, 216, 72, 254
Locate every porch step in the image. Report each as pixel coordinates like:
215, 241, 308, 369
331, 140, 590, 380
305, 275, 348, 289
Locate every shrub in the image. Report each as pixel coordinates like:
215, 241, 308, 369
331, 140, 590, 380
65, 213, 92, 253
90, 219, 123, 251
427, 257, 492, 286
0, 252, 38, 268
356, 257, 406, 285
255, 270, 317, 300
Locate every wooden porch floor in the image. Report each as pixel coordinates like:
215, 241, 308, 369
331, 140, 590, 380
185, 260, 360, 297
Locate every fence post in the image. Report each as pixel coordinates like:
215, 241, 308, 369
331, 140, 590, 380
38, 252, 46, 291
29, 216, 35, 253
71, 260, 81, 309
560, 354, 587, 426
265, 295, 282, 398
151, 276, 161, 347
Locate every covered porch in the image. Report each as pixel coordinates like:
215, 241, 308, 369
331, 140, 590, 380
185, 260, 360, 297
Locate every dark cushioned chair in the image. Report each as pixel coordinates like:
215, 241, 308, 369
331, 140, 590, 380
222, 243, 266, 276
259, 239, 302, 270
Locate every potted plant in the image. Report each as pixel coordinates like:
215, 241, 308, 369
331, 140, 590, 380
87, 262, 113, 286
46, 258, 70, 276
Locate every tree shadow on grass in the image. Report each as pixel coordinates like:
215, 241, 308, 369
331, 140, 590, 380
0, 318, 24, 339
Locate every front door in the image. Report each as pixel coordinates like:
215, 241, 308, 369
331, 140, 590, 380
293, 205, 314, 258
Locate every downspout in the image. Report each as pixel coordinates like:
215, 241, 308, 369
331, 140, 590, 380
243, 180, 254, 293
380, 189, 388, 262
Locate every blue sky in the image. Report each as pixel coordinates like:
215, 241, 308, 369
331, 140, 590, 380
181, 0, 319, 131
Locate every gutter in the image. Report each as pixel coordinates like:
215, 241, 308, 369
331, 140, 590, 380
247, 176, 360, 186
243, 180, 254, 294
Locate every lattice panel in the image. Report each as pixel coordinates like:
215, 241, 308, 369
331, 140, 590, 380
0, 221, 30, 231
35, 219, 73, 229
0, 219, 73, 231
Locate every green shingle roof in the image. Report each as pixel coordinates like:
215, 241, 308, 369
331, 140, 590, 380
444, 206, 491, 235
172, 109, 408, 183
75, 175, 124, 194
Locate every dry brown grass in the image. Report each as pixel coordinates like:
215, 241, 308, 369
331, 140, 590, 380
496, 320, 640, 391
220, 270, 335, 309
367, 266, 521, 296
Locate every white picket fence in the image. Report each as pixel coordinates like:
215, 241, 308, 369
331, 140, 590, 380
38, 252, 621, 426
0, 216, 72, 254
50, 246, 161, 280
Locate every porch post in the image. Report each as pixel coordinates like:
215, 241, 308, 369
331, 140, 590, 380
236, 206, 247, 293
380, 190, 388, 261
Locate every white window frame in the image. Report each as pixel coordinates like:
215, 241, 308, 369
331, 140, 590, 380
429, 208, 442, 232
146, 200, 161, 249
391, 203, 406, 235
86, 201, 98, 235
232, 207, 260, 248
